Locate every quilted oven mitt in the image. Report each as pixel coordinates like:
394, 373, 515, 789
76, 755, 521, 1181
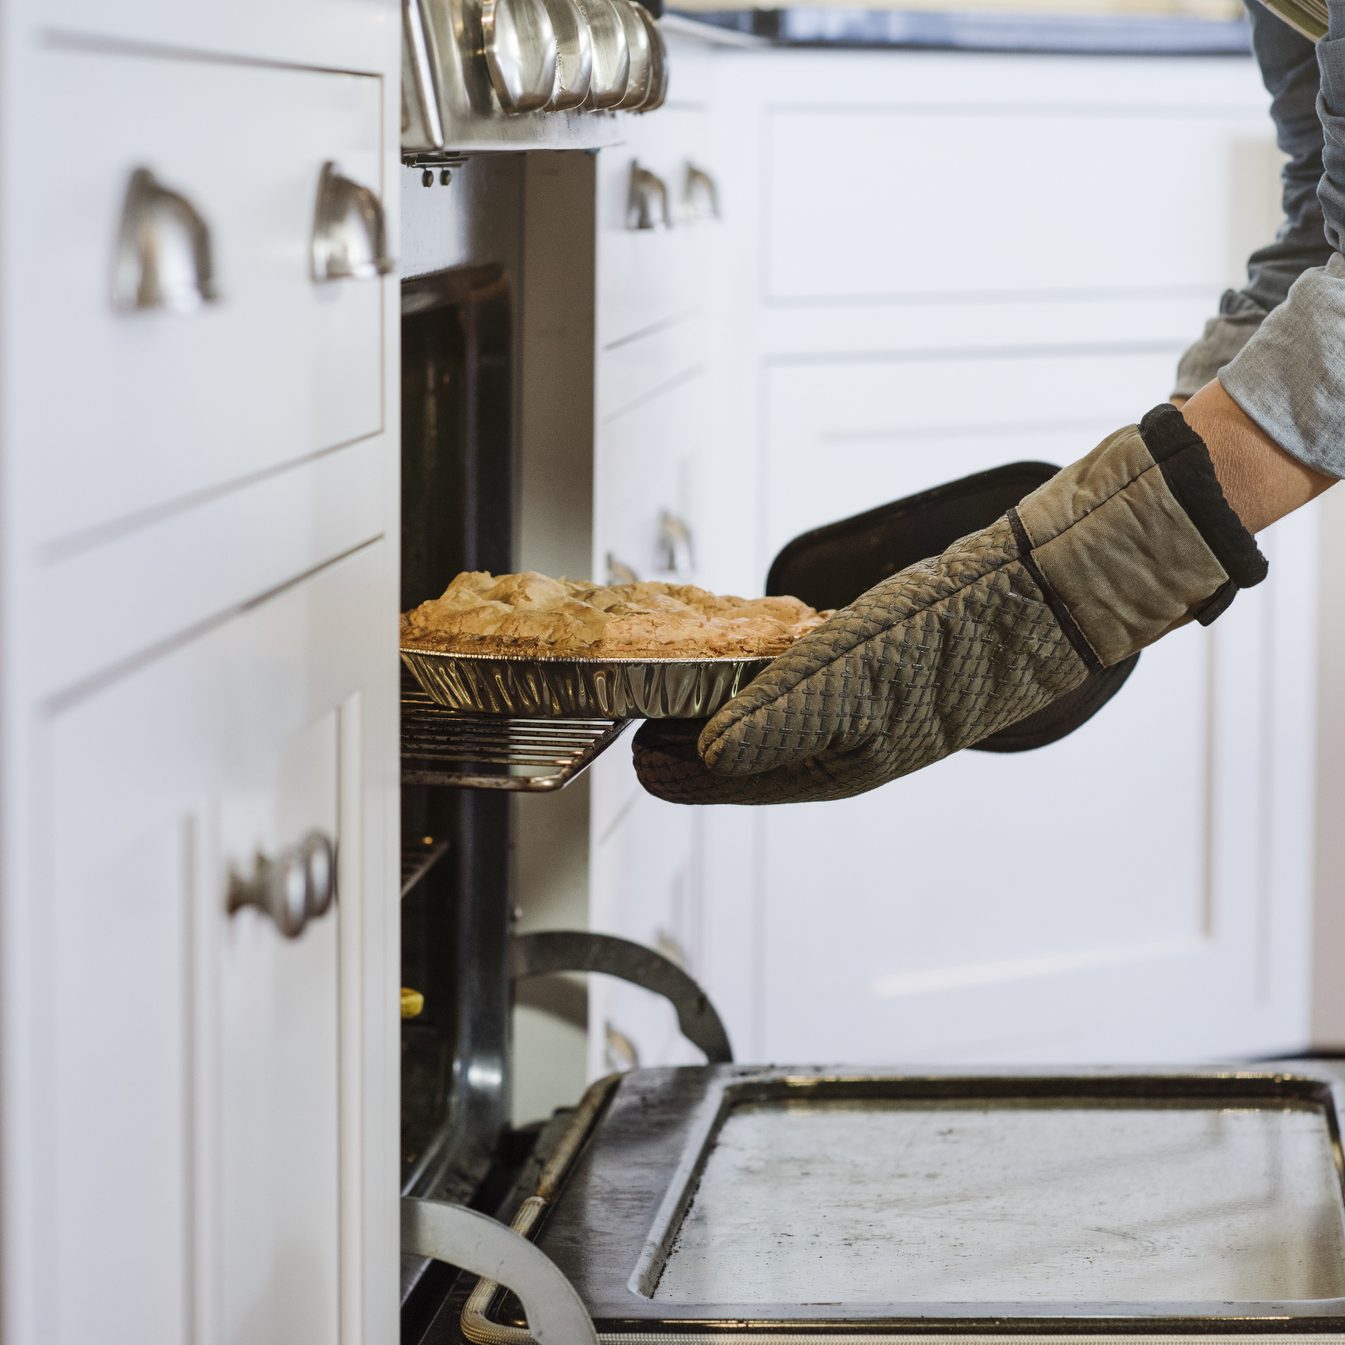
633, 404, 1268, 806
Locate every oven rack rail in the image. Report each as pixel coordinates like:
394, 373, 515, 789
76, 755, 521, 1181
402, 683, 632, 792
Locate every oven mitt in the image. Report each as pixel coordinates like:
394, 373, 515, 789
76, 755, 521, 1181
633, 404, 1268, 806
764, 459, 1140, 754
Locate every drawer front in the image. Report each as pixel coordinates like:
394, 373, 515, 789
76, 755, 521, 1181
764, 101, 1276, 303
30, 434, 386, 700
33, 1, 393, 73
36, 542, 396, 1345
14, 49, 386, 553
594, 367, 706, 589
597, 106, 726, 348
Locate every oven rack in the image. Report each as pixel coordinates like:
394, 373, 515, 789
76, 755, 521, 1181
402, 682, 632, 792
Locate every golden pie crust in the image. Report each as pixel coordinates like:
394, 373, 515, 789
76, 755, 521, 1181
401, 570, 832, 660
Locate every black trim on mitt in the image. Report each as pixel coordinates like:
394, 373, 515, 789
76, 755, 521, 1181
1138, 403, 1269, 591
1007, 507, 1103, 674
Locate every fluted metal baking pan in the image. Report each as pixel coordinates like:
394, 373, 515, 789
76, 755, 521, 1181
401, 647, 770, 718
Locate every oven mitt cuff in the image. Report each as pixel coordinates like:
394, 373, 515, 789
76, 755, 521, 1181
633, 405, 1265, 806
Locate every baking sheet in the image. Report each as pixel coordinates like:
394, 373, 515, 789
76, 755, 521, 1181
522, 1065, 1345, 1329
400, 647, 770, 718
656, 1097, 1345, 1304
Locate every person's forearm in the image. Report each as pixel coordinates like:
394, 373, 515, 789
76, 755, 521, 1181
1182, 379, 1335, 533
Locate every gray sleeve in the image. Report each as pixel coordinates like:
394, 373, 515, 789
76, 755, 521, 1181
1173, 0, 1332, 398
1219, 0, 1345, 478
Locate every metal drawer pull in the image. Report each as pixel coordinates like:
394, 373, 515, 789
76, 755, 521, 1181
604, 1022, 640, 1072
626, 161, 671, 231
227, 829, 337, 939
311, 162, 395, 283
658, 510, 695, 578
401, 1199, 599, 1345
112, 166, 219, 314
605, 552, 639, 585
684, 162, 720, 221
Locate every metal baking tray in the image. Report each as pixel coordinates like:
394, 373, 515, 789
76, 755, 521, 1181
497, 1064, 1345, 1335
400, 647, 770, 718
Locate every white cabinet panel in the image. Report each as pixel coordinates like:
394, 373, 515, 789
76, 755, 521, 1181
34, 543, 395, 1345
47, 818, 194, 1345
589, 790, 704, 1074
762, 348, 1182, 561
15, 50, 385, 552
32, 0, 392, 74
764, 100, 1276, 304
748, 356, 1312, 1064
597, 106, 725, 348
218, 711, 340, 1345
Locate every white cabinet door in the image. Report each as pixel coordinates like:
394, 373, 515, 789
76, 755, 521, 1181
34, 542, 396, 1345
589, 790, 705, 1075
733, 358, 1317, 1065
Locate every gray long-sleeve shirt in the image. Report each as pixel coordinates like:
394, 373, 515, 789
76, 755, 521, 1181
1174, 0, 1345, 478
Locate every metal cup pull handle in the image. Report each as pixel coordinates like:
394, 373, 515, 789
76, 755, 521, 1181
626, 161, 671, 231
657, 510, 695, 579
604, 1021, 641, 1072
311, 161, 396, 283
227, 829, 337, 939
684, 162, 721, 221
606, 552, 640, 585
112, 166, 220, 314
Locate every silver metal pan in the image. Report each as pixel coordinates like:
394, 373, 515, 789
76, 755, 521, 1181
400, 647, 770, 718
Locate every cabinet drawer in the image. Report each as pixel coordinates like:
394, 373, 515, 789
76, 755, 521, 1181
34, 0, 393, 72
595, 367, 706, 587
14, 49, 386, 553
36, 541, 395, 1344
764, 99, 1275, 303
598, 106, 725, 348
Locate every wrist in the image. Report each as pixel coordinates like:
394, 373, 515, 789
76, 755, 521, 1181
1182, 379, 1334, 533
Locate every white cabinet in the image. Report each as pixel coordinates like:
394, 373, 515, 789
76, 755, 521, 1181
0, 6, 400, 1343
15, 49, 385, 552
584, 31, 735, 1073
38, 544, 396, 1345
696, 43, 1320, 1065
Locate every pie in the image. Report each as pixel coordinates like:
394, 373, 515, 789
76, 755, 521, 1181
400, 570, 832, 660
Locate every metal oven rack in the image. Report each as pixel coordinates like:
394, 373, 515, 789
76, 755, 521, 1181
401, 680, 632, 792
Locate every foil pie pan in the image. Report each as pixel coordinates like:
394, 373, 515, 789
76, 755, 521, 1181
400, 647, 771, 719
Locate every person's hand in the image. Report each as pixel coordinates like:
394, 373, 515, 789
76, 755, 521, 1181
633, 404, 1268, 806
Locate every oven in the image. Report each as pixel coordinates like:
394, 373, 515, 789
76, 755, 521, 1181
392, 36, 1345, 1345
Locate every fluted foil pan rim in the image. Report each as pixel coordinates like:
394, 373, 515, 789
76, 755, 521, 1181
401, 647, 771, 718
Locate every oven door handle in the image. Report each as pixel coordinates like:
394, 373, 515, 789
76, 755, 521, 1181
401, 1199, 598, 1345
510, 930, 734, 1064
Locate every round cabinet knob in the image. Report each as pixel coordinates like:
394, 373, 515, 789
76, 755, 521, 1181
634, 4, 668, 111
482, 0, 559, 114
577, 0, 629, 108
227, 829, 337, 939
610, 0, 653, 111
112, 166, 219, 314
542, 0, 594, 109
